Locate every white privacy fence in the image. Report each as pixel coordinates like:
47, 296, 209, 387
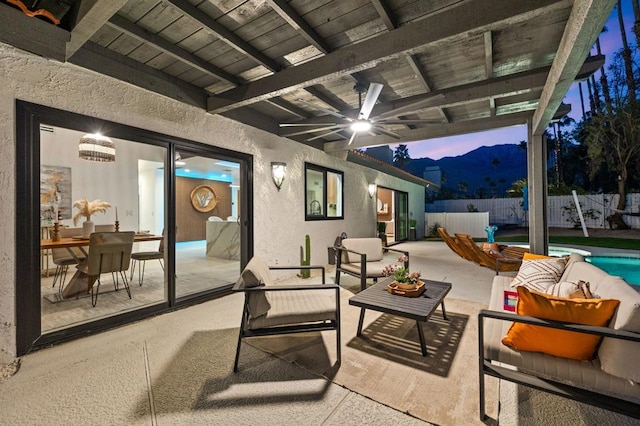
426, 193, 640, 230
425, 212, 489, 238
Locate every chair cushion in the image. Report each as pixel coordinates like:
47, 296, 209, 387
239, 257, 273, 318
131, 251, 162, 261
502, 286, 620, 361
510, 258, 567, 293
248, 289, 336, 329
340, 261, 387, 278
341, 238, 384, 263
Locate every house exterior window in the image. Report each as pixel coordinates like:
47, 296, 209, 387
305, 162, 343, 220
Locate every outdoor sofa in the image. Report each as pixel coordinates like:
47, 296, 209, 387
479, 253, 640, 419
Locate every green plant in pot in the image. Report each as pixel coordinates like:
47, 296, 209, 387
382, 255, 422, 290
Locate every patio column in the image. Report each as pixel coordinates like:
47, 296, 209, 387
527, 121, 549, 254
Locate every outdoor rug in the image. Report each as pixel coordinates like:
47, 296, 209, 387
247, 287, 499, 426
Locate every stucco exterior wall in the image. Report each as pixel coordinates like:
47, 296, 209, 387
0, 43, 424, 362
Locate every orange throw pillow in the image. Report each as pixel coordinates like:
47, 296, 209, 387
502, 286, 619, 360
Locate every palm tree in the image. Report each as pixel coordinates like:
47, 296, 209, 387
595, 30, 613, 114
393, 144, 411, 167
632, 0, 640, 46
618, 0, 637, 107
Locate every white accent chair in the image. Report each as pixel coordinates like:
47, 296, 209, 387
334, 237, 409, 291
232, 256, 341, 372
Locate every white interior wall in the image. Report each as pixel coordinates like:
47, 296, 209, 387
0, 43, 424, 362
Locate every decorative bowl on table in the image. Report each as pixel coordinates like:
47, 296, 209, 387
386, 280, 426, 297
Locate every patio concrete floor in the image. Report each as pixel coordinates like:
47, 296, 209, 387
1, 234, 638, 425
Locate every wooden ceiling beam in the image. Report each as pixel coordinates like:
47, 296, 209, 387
65, 0, 128, 60
0, 2, 69, 62
207, 0, 566, 114
266, 0, 331, 54
484, 31, 493, 79
69, 41, 207, 108
324, 111, 533, 152
107, 14, 241, 86
371, 0, 397, 31
166, 0, 281, 72
265, 98, 311, 119
532, 0, 615, 135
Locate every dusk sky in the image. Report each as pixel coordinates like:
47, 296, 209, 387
397, 1, 634, 160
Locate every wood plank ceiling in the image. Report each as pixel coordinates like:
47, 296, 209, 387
0, 0, 614, 153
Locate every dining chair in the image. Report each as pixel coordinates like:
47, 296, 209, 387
130, 231, 164, 286
76, 231, 135, 307
50, 227, 86, 294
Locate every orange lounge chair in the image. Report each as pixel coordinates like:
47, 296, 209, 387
454, 233, 527, 275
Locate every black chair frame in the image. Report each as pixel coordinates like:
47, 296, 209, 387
232, 265, 341, 372
478, 309, 640, 421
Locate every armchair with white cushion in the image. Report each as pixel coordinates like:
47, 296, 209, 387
232, 256, 341, 372
334, 237, 409, 291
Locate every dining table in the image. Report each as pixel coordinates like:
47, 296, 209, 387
41, 233, 163, 300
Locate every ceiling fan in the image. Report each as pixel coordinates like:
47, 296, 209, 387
279, 82, 443, 145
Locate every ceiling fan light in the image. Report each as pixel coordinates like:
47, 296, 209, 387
350, 120, 371, 132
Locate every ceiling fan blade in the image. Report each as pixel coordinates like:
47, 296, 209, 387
297, 98, 351, 120
281, 124, 350, 137
307, 128, 350, 141
374, 119, 443, 125
371, 126, 401, 139
358, 83, 383, 120
279, 123, 338, 127
347, 131, 358, 145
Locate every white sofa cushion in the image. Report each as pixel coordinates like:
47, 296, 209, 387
500, 256, 640, 385
341, 238, 384, 263
546, 280, 593, 299
510, 258, 566, 292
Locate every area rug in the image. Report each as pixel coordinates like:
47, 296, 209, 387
247, 287, 499, 426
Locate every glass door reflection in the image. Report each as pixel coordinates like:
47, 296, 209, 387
174, 151, 241, 298
40, 124, 168, 333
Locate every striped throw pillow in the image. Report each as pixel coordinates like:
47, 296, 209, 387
547, 280, 593, 299
510, 258, 567, 292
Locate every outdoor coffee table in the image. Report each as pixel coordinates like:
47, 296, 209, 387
348, 277, 451, 356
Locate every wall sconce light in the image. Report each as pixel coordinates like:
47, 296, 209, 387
78, 133, 115, 162
368, 183, 377, 198
271, 162, 286, 191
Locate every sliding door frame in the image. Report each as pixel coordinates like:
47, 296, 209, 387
15, 100, 253, 355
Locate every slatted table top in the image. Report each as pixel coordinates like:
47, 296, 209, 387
348, 277, 451, 321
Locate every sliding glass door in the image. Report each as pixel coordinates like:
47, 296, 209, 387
16, 101, 253, 355
174, 149, 243, 299
395, 191, 409, 241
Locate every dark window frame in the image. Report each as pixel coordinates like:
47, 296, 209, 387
304, 162, 344, 221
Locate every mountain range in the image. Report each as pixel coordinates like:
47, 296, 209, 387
401, 144, 527, 197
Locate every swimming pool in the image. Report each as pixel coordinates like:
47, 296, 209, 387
586, 255, 640, 287
512, 245, 592, 257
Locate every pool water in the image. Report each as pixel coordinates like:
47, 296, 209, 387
586, 256, 640, 287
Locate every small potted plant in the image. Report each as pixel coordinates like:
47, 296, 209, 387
382, 255, 422, 290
